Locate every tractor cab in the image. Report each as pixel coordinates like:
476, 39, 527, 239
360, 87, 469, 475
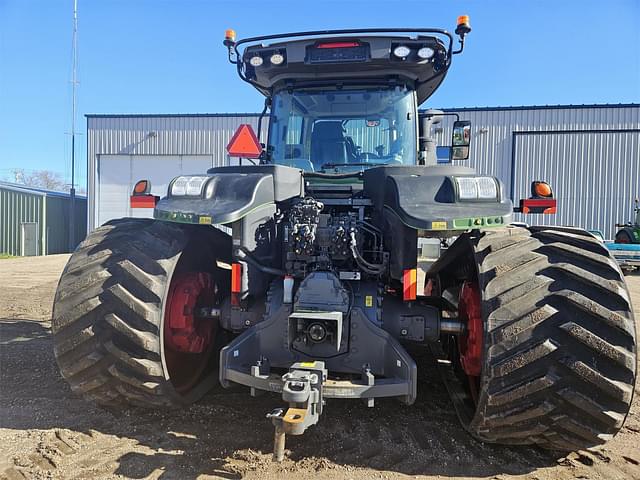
224, 25, 472, 172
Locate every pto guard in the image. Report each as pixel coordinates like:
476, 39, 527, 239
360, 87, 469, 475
219, 300, 417, 406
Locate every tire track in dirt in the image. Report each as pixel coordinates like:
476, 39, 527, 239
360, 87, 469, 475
1, 256, 640, 480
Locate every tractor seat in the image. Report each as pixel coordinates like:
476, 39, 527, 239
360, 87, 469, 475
311, 121, 350, 168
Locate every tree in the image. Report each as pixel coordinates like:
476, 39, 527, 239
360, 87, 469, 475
9, 168, 68, 191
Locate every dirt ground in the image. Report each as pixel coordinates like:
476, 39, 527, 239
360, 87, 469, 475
1, 255, 639, 480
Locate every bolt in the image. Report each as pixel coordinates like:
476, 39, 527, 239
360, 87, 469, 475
245, 319, 251, 326
400, 329, 408, 336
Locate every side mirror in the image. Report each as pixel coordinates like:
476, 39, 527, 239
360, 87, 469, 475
451, 120, 471, 160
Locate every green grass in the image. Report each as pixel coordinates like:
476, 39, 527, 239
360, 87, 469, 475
0, 253, 15, 259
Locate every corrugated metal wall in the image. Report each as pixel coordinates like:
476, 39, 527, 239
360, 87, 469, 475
511, 130, 639, 237
0, 184, 87, 256
46, 195, 88, 254
432, 105, 640, 238
87, 105, 640, 237
0, 187, 44, 255
87, 114, 263, 230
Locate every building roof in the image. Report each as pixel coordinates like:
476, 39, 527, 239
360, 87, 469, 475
0, 181, 87, 199
85, 103, 640, 118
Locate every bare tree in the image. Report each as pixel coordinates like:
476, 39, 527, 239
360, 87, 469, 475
10, 168, 68, 191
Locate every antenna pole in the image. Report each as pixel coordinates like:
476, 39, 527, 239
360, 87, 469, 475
68, 0, 78, 252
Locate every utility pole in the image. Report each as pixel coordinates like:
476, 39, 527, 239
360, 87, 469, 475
68, 0, 78, 252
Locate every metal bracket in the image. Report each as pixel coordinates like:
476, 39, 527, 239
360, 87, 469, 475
267, 361, 327, 462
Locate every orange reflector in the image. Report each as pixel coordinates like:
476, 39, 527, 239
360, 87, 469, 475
225, 29, 236, 42
457, 15, 470, 26
231, 263, 242, 293
403, 269, 417, 301
133, 180, 149, 194
533, 181, 553, 198
226, 124, 263, 159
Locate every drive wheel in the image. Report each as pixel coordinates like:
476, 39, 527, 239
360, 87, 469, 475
52, 218, 231, 407
446, 226, 637, 451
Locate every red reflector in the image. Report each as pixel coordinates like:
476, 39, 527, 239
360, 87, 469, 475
316, 41, 361, 49
130, 195, 157, 208
519, 198, 557, 214
226, 124, 263, 158
403, 269, 417, 301
231, 263, 242, 293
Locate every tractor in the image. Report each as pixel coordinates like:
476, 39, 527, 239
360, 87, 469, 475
52, 17, 637, 460
615, 198, 640, 244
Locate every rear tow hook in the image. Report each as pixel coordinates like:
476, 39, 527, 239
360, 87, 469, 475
266, 361, 327, 462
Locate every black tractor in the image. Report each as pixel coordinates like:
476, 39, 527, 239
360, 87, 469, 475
52, 18, 636, 460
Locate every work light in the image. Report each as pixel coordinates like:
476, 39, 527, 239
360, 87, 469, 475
454, 176, 498, 201
417, 47, 435, 59
186, 176, 208, 196
249, 55, 263, 67
170, 176, 189, 196
392, 45, 411, 58
171, 176, 208, 196
270, 53, 285, 65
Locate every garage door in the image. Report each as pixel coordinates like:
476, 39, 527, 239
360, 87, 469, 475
512, 130, 640, 239
97, 154, 216, 227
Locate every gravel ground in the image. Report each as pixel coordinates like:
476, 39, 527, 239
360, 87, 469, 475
1, 254, 639, 480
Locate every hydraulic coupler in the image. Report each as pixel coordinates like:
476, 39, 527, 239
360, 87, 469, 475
266, 361, 327, 462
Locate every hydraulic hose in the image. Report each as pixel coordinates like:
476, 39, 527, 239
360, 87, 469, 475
349, 232, 386, 275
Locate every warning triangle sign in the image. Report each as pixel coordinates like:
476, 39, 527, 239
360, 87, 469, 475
226, 124, 263, 159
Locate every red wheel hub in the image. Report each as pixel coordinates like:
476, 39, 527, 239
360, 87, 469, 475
458, 281, 483, 377
164, 272, 216, 354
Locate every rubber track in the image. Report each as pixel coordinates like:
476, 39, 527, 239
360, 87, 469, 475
468, 226, 637, 451
52, 218, 211, 407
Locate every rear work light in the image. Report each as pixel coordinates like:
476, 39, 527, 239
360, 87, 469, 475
393, 45, 411, 58
454, 176, 499, 201
417, 47, 435, 59
249, 55, 263, 67
270, 53, 285, 65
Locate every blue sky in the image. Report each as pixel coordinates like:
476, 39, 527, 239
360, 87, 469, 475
0, 0, 638, 188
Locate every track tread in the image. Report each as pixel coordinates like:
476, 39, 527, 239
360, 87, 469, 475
52, 218, 225, 408
465, 225, 637, 451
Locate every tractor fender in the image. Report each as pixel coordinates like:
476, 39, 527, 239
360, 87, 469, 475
363, 165, 513, 231
154, 165, 303, 225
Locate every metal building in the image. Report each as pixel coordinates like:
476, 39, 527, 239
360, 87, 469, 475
0, 182, 87, 256
87, 104, 640, 238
